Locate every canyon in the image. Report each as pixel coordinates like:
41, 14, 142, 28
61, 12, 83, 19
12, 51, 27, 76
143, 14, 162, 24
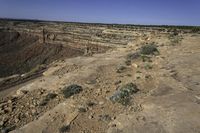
0, 19, 200, 133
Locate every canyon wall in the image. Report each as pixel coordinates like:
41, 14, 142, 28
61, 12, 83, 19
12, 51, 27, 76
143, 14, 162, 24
0, 20, 172, 49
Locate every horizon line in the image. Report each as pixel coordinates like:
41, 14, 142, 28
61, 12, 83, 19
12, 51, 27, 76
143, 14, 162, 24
0, 17, 200, 27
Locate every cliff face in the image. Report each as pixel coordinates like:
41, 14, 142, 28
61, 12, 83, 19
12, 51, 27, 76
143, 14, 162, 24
0, 30, 85, 78
0, 20, 168, 48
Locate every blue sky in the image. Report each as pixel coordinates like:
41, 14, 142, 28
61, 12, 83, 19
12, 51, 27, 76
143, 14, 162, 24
0, 0, 200, 26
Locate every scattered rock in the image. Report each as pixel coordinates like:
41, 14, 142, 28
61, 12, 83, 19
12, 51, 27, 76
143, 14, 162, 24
116, 65, 126, 73
126, 52, 140, 60
145, 74, 152, 79
99, 101, 104, 105
114, 80, 121, 85
99, 114, 112, 122
78, 107, 87, 113
88, 115, 94, 119
0, 121, 4, 126
1, 126, 15, 133
15, 118, 20, 123
7, 100, 12, 104
132, 63, 138, 68
144, 63, 153, 70
125, 59, 132, 66
16, 90, 28, 96
136, 116, 146, 122
86, 79, 96, 85
46, 93, 57, 100
112, 116, 116, 120
86, 101, 96, 107
31, 109, 37, 115
39, 99, 48, 106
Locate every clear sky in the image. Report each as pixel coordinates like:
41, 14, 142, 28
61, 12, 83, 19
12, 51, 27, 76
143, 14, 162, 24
0, 0, 200, 26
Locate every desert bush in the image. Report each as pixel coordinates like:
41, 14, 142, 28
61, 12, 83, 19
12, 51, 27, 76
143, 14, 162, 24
46, 93, 57, 99
59, 125, 70, 133
125, 59, 132, 66
125, 52, 140, 66
39, 92, 57, 106
141, 55, 152, 62
78, 107, 87, 113
116, 65, 126, 73
109, 83, 139, 105
169, 34, 183, 46
127, 52, 140, 60
39, 99, 48, 106
62, 84, 83, 98
140, 44, 159, 55
28, 64, 46, 75
99, 114, 112, 122
144, 63, 153, 70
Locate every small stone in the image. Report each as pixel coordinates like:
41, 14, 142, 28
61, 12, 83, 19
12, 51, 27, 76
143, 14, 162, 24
86, 101, 96, 107
4, 107, 13, 113
99, 114, 112, 122
99, 101, 104, 105
0, 121, 4, 126
88, 115, 94, 119
132, 63, 138, 68
112, 116, 116, 120
106, 90, 110, 93
114, 80, 121, 85
7, 100, 12, 104
15, 118, 20, 123
1, 128, 8, 133
25, 112, 29, 116
30, 104, 35, 108
116, 65, 126, 73
31, 109, 37, 114
96, 89, 102, 93
38, 91, 43, 95
16, 90, 28, 95
136, 116, 146, 121
111, 124, 117, 127
59, 125, 70, 133
86, 79, 96, 85
1, 126, 14, 133
78, 107, 87, 113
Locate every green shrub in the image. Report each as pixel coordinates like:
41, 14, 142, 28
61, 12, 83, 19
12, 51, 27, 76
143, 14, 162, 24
125, 52, 140, 66
62, 84, 83, 98
125, 59, 132, 66
59, 125, 70, 133
110, 83, 139, 105
140, 44, 159, 55
39, 92, 57, 106
141, 55, 152, 62
116, 65, 126, 73
126, 52, 140, 60
46, 93, 57, 99
144, 63, 153, 70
